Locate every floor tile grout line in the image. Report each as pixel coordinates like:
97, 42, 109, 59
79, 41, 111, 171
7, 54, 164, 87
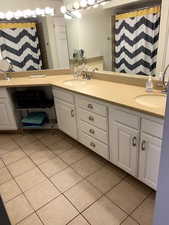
104, 184, 152, 224
1, 132, 130, 223
1, 132, 154, 225
1, 134, 65, 225
119, 214, 140, 225
65, 213, 92, 225
1, 157, 40, 225
9, 133, 89, 223
128, 191, 154, 220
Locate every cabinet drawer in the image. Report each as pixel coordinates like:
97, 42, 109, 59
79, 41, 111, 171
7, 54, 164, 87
79, 120, 108, 144
78, 108, 107, 131
77, 96, 107, 116
53, 88, 74, 104
0, 88, 8, 98
141, 119, 163, 139
79, 131, 109, 160
109, 108, 139, 130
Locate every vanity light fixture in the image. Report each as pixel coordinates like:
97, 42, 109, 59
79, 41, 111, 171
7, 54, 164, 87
88, 0, 95, 5
72, 10, 82, 18
61, 0, 110, 19
80, 0, 88, 8
73, 2, 80, 10
0, 7, 54, 20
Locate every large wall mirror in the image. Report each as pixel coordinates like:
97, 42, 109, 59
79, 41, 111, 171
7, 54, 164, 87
0, 0, 163, 77
65, 0, 162, 76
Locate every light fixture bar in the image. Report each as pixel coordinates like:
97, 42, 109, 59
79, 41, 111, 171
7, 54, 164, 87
0, 7, 54, 20
61, 0, 111, 19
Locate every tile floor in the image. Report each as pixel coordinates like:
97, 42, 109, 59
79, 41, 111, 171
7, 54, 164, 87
0, 130, 156, 225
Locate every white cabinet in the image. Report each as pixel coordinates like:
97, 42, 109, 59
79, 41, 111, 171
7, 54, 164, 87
139, 133, 162, 190
54, 99, 77, 139
109, 105, 163, 189
52, 86, 163, 190
110, 122, 139, 176
53, 87, 77, 140
109, 120, 139, 177
0, 88, 17, 130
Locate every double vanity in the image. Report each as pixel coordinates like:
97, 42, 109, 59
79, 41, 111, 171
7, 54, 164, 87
0, 74, 165, 190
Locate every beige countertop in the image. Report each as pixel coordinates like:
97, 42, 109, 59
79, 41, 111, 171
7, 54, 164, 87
0, 75, 165, 118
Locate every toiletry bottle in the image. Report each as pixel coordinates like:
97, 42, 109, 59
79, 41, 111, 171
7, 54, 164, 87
146, 75, 154, 92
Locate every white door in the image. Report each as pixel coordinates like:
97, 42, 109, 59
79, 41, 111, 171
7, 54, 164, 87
55, 99, 77, 139
139, 133, 162, 190
0, 99, 17, 130
110, 122, 139, 176
54, 17, 70, 69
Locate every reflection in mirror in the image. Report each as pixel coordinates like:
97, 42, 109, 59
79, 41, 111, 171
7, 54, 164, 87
0, 58, 13, 80
65, 0, 162, 76
0, 22, 42, 72
0, 11, 70, 72
0, 0, 162, 77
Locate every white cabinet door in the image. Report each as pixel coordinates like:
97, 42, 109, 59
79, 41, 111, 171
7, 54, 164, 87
110, 122, 139, 177
55, 99, 77, 139
139, 133, 162, 190
0, 99, 17, 130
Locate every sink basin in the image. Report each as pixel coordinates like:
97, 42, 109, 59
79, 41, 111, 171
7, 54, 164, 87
63, 79, 87, 87
135, 94, 166, 108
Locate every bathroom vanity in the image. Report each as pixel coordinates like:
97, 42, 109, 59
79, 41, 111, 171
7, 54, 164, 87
0, 75, 165, 190
53, 86, 163, 190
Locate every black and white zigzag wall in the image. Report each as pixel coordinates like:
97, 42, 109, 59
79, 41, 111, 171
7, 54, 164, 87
115, 6, 161, 76
0, 23, 42, 72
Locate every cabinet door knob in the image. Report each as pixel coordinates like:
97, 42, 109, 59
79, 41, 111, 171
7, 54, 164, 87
141, 140, 146, 151
90, 142, 96, 148
88, 104, 93, 109
89, 115, 94, 121
89, 129, 95, 134
132, 136, 137, 147
71, 109, 74, 117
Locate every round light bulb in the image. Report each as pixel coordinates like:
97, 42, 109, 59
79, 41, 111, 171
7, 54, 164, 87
0, 12, 5, 19
32, 10, 37, 18
88, 0, 95, 5
64, 14, 72, 20
14, 10, 23, 19
60, 6, 67, 14
100, 1, 107, 5
72, 10, 82, 19
35, 8, 42, 16
45, 7, 54, 16
93, 4, 99, 8
73, 1, 80, 9
80, 0, 87, 7
6, 11, 14, 20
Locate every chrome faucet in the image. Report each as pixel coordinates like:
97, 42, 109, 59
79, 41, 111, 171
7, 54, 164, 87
161, 64, 169, 93
82, 67, 98, 80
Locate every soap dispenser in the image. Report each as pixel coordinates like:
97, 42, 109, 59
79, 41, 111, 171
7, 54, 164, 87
146, 75, 154, 92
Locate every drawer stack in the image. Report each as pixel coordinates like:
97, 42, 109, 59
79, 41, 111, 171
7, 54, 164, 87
76, 95, 109, 160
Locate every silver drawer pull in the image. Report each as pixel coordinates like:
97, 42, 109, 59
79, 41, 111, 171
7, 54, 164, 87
89, 115, 94, 121
90, 142, 96, 148
132, 136, 137, 147
141, 140, 146, 151
88, 104, 93, 109
89, 129, 95, 134
70, 109, 74, 117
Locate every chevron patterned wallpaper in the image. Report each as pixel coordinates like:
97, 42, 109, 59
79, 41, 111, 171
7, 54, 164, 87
0, 23, 42, 72
115, 6, 161, 76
